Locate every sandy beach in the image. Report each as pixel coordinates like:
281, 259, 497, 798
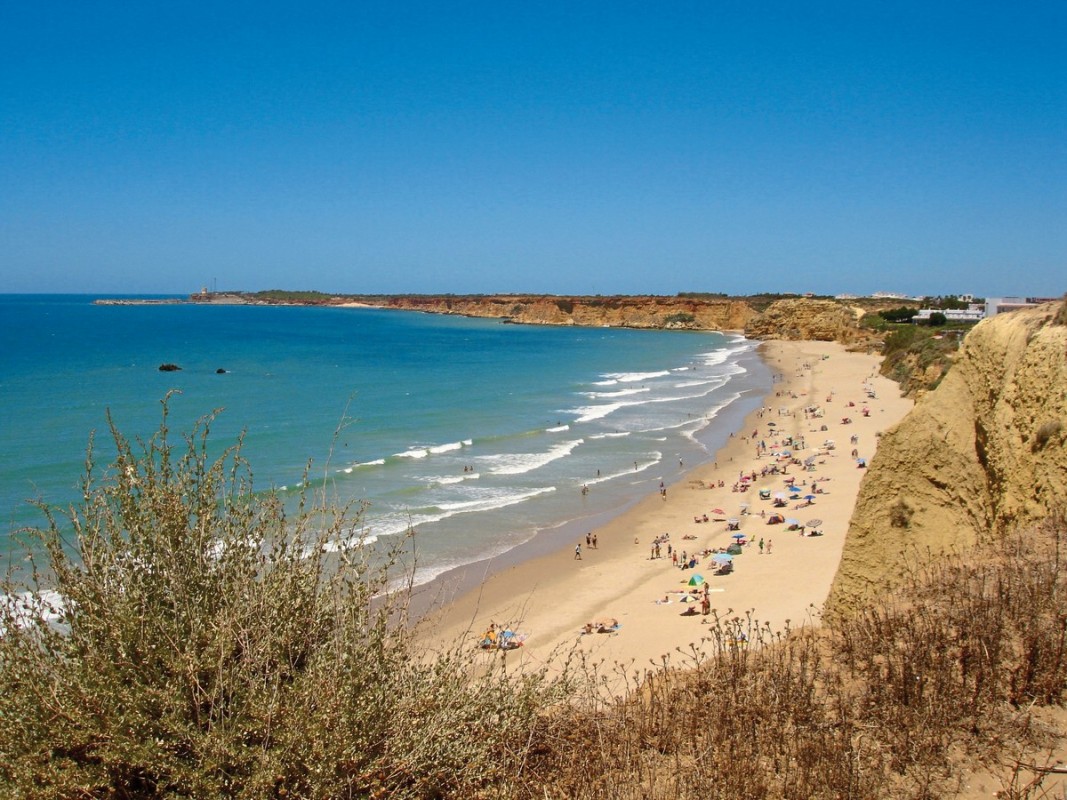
425, 339, 914, 670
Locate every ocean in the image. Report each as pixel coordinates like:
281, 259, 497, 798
0, 295, 770, 584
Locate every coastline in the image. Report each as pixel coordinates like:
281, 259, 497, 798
404, 338, 769, 620
421, 339, 913, 669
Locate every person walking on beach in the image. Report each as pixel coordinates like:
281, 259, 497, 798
759, 537, 764, 554
592, 533, 598, 549
586, 532, 591, 548
766, 539, 773, 555
574, 543, 582, 560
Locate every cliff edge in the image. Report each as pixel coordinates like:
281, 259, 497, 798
829, 300, 1067, 613
743, 298, 864, 342
368, 295, 758, 331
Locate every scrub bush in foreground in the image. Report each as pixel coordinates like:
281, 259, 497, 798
0, 405, 559, 798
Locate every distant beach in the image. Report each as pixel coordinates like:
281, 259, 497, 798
425, 339, 913, 671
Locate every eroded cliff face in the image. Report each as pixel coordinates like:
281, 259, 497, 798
370, 295, 758, 331
829, 302, 1067, 613
744, 299, 864, 342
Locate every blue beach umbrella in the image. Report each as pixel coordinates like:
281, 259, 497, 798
712, 553, 733, 564
688, 574, 705, 587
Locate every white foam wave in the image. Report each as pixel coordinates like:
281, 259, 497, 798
699, 349, 732, 368
635, 416, 718, 435
571, 403, 626, 423
435, 472, 480, 485
483, 439, 584, 475
434, 486, 556, 513
592, 378, 618, 386
319, 534, 378, 553
603, 370, 671, 383
429, 440, 465, 454
580, 387, 650, 399
636, 452, 663, 472
364, 487, 557, 539
394, 447, 429, 459
572, 381, 728, 424
339, 460, 383, 474
674, 379, 719, 389
588, 431, 631, 439
546, 424, 570, 432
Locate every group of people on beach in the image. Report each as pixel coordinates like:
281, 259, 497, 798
574, 531, 599, 560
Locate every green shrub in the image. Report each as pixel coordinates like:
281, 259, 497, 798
0, 402, 559, 798
878, 306, 918, 323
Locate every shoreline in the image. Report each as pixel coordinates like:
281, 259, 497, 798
422, 339, 913, 668
405, 341, 770, 622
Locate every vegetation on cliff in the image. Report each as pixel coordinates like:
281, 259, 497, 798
875, 323, 964, 396
831, 299, 1067, 611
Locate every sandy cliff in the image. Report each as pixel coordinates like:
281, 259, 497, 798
743, 298, 864, 342
369, 294, 758, 331
829, 301, 1067, 612
198, 292, 891, 341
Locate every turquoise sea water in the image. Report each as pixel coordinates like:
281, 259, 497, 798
0, 295, 770, 583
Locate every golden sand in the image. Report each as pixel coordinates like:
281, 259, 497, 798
425, 340, 913, 670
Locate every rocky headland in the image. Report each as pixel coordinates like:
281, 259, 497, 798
180, 290, 902, 340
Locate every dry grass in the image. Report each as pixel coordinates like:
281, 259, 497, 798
523, 516, 1067, 799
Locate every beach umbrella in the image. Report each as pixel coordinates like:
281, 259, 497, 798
731, 532, 745, 540
767, 422, 776, 427
773, 492, 786, 499
804, 455, 817, 465
785, 518, 799, 527
688, 574, 705, 587
712, 553, 733, 564
710, 507, 725, 515
805, 519, 823, 529
679, 593, 699, 603
804, 494, 816, 501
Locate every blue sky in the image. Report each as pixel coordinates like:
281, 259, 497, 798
1, 2, 1063, 298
